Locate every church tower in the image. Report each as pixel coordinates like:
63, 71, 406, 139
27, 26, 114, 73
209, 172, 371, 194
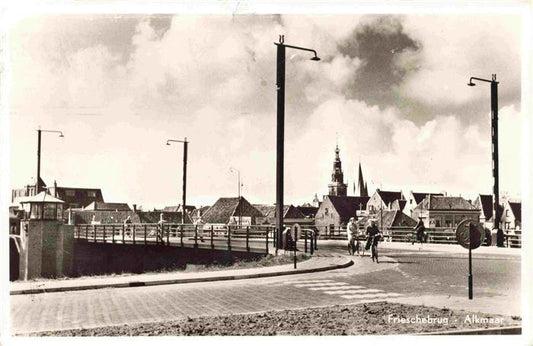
328, 145, 348, 196
357, 162, 368, 197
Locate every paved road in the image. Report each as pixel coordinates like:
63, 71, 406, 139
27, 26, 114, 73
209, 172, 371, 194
10, 243, 521, 335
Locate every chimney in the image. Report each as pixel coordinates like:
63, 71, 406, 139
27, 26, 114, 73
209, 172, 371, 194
54, 180, 58, 197
133, 204, 137, 212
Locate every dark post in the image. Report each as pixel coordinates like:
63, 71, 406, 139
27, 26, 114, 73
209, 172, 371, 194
122, 224, 125, 244
166, 224, 170, 245
180, 224, 184, 247
132, 224, 136, 245
246, 226, 250, 252
468, 223, 473, 300
210, 225, 214, 250
276, 38, 286, 251
36, 129, 41, 193
112, 225, 115, 243
304, 230, 308, 254
265, 226, 269, 254
93, 225, 96, 242
293, 229, 297, 269
144, 224, 147, 245
182, 138, 188, 225
86, 225, 88, 240
194, 224, 198, 248
103, 225, 106, 243
227, 225, 232, 251
491, 76, 501, 243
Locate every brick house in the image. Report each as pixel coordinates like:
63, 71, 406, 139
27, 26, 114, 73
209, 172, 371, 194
315, 195, 370, 230
253, 204, 310, 226
199, 197, 263, 229
366, 189, 405, 214
404, 191, 444, 217
501, 200, 521, 234
411, 195, 480, 228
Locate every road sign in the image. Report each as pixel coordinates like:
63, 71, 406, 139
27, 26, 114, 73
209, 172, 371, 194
456, 219, 485, 250
290, 223, 301, 242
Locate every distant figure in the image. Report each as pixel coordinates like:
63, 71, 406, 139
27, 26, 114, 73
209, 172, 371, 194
123, 215, 132, 238
156, 213, 166, 242
365, 220, 381, 263
412, 217, 427, 248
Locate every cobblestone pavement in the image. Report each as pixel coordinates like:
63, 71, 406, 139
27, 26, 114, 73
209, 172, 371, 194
11, 255, 394, 335
10, 244, 521, 336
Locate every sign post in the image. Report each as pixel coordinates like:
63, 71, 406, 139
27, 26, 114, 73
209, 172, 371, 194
456, 219, 484, 300
291, 224, 301, 269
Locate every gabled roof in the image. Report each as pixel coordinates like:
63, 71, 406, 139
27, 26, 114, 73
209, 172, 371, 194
391, 199, 407, 211
376, 190, 403, 206
137, 211, 192, 224
84, 201, 131, 211
327, 195, 370, 224
358, 210, 417, 228
21, 192, 65, 204
163, 205, 196, 213
70, 210, 141, 225
509, 202, 521, 222
297, 205, 319, 218
474, 194, 493, 219
414, 195, 477, 211
201, 197, 262, 224
411, 192, 444, 205
252, 204, 306, 219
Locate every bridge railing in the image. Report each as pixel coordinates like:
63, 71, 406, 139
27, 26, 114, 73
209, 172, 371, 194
74, 223, 276, 254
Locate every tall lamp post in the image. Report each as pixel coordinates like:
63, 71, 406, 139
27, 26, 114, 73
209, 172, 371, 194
467, 74, 501, 245
229, 167, 242, 227
167, 138, 189, 224
36, 128, 64, 193
275, 35, 320, 250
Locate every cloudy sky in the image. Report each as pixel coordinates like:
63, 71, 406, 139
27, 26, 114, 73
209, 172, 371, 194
5, 10, 526, 209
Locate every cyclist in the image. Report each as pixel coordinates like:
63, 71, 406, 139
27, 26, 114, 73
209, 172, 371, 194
365, 219, 381, 262
412, 217, 427, 248
347, 217, 358, 256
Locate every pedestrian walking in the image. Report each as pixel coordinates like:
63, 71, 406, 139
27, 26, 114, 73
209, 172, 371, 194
123, 215, 132, 239
347, 217, 359, 256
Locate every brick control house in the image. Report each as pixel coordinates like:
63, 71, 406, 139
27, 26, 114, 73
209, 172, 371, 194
411, 195, 480, 228
199, 197, 263, 230
315, 195, 370, 232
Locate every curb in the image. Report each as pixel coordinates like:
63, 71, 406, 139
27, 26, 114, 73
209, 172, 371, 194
10, 258, 354, 295
418, 325, 521, 335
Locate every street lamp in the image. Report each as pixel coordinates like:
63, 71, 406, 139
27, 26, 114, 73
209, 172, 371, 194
275, 35, 320, 250
167, 138, 189, 224
229, 167, 242, 227
467, 74, 502, 245
36, 128, 64, 193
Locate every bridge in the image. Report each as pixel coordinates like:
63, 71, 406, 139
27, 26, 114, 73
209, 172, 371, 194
74, 223, 319, 255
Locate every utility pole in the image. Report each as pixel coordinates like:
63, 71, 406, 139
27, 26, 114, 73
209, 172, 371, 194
468, 74, 501, 244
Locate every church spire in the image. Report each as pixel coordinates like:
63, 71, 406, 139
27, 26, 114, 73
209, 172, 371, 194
357, 162, 368, 197
328, 144, 347, 196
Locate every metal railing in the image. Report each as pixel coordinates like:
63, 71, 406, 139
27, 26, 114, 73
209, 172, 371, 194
74, 223, 275, 254
74, 223, 322, 254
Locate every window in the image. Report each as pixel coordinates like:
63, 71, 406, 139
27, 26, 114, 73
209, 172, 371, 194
43, 203, 57, 220
325, 208, 329, 215
505, 210, 509, 217
66, 190, 75, 197
505, 222, 511, 230
88, 191, 96, 198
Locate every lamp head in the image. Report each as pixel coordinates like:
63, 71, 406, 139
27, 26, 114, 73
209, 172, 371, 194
59, 133, 64, 138
166, 141, 170, 146
467, 82, 476, 87
310, 56, 321, 61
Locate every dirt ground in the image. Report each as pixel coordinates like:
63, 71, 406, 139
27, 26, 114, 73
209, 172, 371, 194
29, 302, 521, 336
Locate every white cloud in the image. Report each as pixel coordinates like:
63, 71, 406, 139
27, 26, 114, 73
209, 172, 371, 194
7, 14, 524, 208
398, 14, 521, 107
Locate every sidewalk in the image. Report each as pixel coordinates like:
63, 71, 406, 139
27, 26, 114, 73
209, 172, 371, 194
10, 255, 352, 295
319, 239, 521, 256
